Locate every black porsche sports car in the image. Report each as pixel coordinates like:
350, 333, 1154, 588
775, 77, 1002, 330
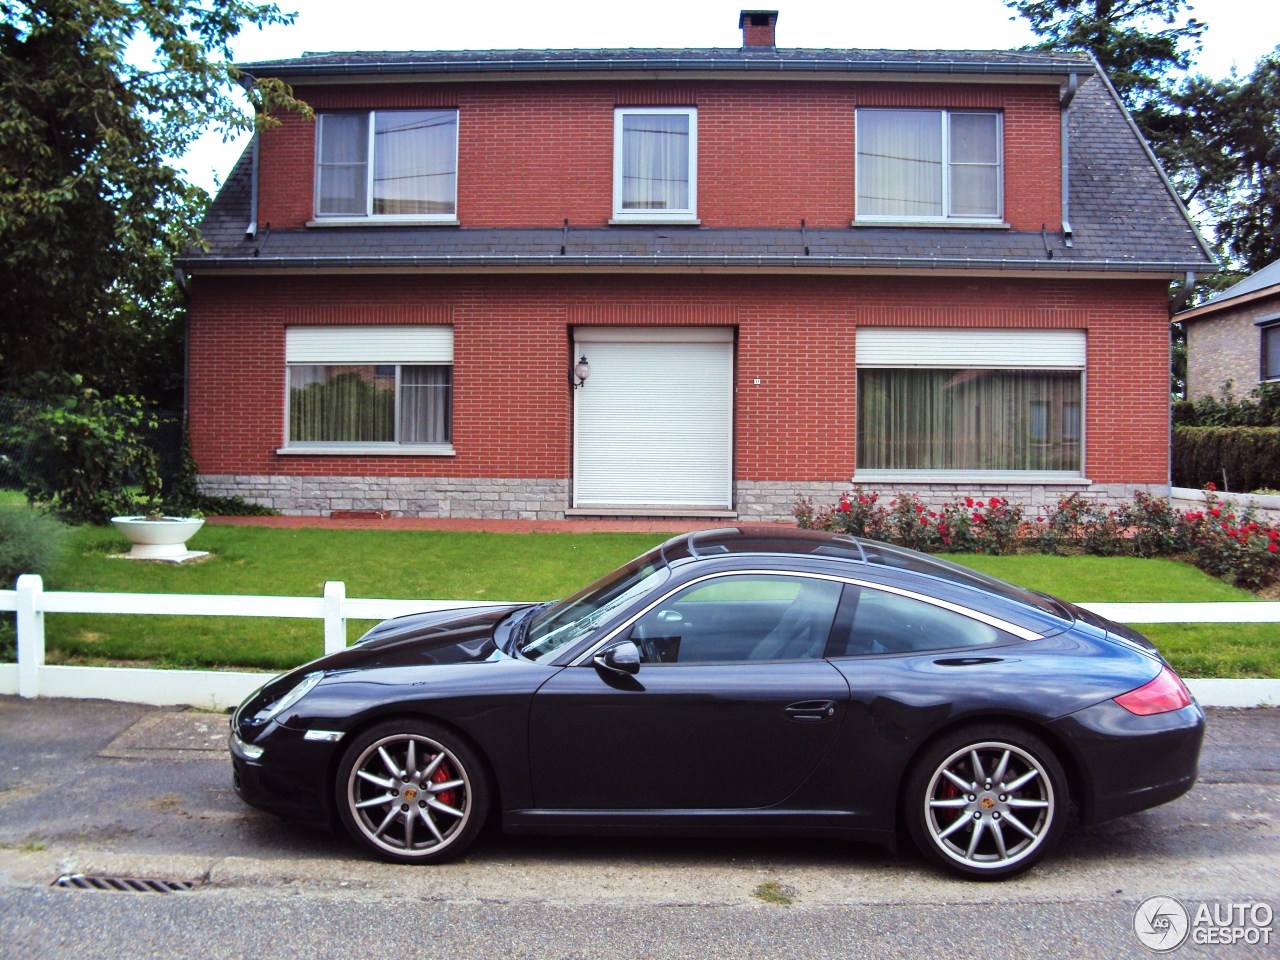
229, 527, 1203, 879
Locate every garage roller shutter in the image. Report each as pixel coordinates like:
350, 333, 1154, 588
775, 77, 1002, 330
574, 330, 733, 509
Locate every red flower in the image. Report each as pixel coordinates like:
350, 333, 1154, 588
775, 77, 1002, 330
915, 504, 925, 513
1206, 481, 1217, 491
919, 517, 927, 525
965, 497, 974, 508
1210, 508, 1220, 517
1269, 530, 1279, 542
942, 536, 951, 545
1269, 543, 1279, 554
837, 501, 851, 513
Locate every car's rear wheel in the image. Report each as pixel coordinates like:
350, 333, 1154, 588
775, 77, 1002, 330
904, 725, 1067, 880
335, 719, 488, 864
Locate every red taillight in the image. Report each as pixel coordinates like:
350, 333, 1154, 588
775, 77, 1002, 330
1114, 666, 1193, 716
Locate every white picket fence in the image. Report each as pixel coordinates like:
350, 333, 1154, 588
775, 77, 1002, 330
1, 574, 1278, 709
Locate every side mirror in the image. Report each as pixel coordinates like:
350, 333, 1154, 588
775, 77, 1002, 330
593, 640, 641, 676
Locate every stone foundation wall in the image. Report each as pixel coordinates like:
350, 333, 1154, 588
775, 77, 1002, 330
199, 475, 570, 520
735, 480, 1173, 522
202, 475, 1175, 523
1171, 486, 1280, 526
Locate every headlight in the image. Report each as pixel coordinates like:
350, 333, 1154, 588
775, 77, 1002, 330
259, 671, 323, 723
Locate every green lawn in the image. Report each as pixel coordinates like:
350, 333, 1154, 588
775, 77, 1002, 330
7, 521, 1278, 677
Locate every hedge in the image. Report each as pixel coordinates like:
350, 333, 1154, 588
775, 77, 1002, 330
1172, 425, 1280, 492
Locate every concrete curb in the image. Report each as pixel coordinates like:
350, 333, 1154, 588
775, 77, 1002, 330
1185, 678, 1280, 708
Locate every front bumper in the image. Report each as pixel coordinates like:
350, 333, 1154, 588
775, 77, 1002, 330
1051, 697, 1205, 825
228, 720, 343, 828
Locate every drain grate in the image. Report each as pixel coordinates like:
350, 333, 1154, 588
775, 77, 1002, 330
53, 873, 195, 893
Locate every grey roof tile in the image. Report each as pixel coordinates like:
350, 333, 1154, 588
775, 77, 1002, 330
185, 59, 1212, 274
239, 46, 1091, 79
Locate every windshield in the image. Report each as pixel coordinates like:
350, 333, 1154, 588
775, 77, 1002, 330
520, 550, 670, 661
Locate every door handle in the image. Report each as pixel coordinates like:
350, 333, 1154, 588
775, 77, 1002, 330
784, 700, 837, 722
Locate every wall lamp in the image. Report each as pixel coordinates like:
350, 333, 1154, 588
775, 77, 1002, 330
570, 354, 590, 390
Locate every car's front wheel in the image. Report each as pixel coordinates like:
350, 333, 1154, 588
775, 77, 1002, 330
904, 725, 1067, 880
335, 719, 488, 864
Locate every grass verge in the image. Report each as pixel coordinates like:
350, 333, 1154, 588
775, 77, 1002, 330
6, 522, 1277, 677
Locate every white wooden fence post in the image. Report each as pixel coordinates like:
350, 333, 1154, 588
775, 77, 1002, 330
323, 581, 347, 655
16, 574, 44, 699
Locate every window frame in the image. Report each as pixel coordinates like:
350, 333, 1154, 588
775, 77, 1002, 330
1261, 321, 1280, 382
611, 106, 699, 224
568, 569, 1041, 667
281, 362, 454, 455
854, 366, 1086, 480
313, 108, 460, 225
854, 107, 1004, 225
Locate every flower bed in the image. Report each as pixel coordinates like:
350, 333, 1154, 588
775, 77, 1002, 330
794, 483, 1280, 591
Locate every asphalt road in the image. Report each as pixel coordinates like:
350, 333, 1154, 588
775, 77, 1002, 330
0, 696, 1276, 959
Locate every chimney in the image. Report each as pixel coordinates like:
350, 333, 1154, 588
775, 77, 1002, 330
739, 10, 779, 49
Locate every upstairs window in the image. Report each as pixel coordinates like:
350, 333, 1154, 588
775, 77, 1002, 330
613, 107, 697, 222
856, 109, 1002, 222
315, 110, 458, 221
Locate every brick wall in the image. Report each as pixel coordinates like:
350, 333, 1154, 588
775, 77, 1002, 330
188, 273, 1170, 503
1185, 292, 1280, 399
257, 80, 1061, 231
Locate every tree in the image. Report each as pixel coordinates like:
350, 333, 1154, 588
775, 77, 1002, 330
1004, 1, 1205, 122
1160, 51, 1280, 273
0, 1, 308, 405
1008, 2, 1279, 277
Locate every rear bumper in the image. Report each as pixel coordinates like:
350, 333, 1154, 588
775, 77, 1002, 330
1051, 698, 1204, 825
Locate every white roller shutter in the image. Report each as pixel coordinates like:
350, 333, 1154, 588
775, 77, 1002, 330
856, 328, 1085, 368
574, 330, 733, 509
286, 326, 453, 363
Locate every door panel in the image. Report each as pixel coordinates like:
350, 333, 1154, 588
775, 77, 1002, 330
528, 660, 849, 810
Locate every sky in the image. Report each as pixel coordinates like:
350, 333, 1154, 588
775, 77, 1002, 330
176, 0, 1280, 192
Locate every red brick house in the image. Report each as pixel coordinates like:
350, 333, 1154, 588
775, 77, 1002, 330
180, 10, 1214, 520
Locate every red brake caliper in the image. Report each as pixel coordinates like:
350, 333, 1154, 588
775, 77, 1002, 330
938, 778, 960, 826
432, 759, 458, 809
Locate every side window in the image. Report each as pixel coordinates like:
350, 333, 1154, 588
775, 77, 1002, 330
832, 587, 1010, 656
628, 575, 842, 664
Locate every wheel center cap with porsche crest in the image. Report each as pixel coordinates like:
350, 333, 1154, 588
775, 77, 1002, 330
403, 787, 418, 801
980, 795, 997, 810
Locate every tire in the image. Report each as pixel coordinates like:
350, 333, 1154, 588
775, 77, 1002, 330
904, 724, 1068, 880
335, 719, 489, 864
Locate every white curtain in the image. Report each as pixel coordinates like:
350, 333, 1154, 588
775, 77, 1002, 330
398, 366, 452, 443
316, 114, 370, 215
373, 110, 457, 215
857, 368, 1082, 471
857, 110, 943, 217
620, 113, 690, 211
949, 113, 1000, 218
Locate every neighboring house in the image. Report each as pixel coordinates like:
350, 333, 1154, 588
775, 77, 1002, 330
1175, 259, 1280, 401
178, 10, 1214, 521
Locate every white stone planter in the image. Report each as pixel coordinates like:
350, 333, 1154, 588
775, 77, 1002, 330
110, 516, 206, 561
